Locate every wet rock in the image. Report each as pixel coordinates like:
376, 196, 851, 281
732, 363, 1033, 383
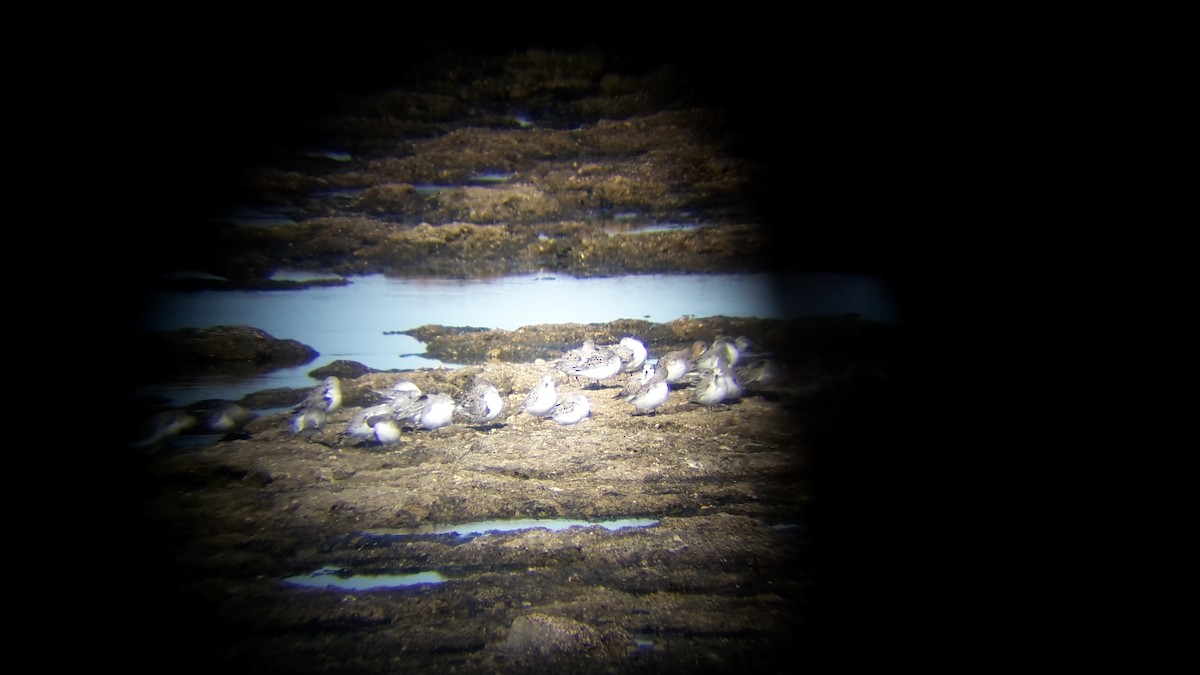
346, 182, 425, 216
153, 276, 350, 292
309, 359, 372, 380
143, 47, 770, 284
239, 386, 313, 410
113, 315, 900, 673
503, 613, 605, 654
133, 325, 319, 378
400, 315, 892, 369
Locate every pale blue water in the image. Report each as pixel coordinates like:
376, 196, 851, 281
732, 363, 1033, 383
282, 518, 658, 591
360, 517, 660, 537
284, 568, 447, 590
135, 271, 895, 407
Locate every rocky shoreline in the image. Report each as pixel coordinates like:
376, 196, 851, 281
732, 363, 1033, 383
103, 43, 910, 675
132, 46, 778, 290
114, 313, 897, 673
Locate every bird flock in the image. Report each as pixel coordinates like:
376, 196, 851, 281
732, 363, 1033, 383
132, 335, 781, 451
130, 398, 257, 450
286, 334, 780, 447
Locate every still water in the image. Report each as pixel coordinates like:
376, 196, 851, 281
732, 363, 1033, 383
136, 271, 895, 407
283, 519, 659, 590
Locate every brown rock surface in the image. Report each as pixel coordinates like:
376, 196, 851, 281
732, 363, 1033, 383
99, 41, 914, 675
131, 325, 320, 378
110, 313, 900, 673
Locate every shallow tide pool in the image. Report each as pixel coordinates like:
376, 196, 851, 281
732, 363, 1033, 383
135, 271, 895, 406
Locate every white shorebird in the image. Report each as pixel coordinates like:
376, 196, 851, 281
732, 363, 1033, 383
307, 376, 343, 412
291, 376, 343, 434
399, 392, 455, 430
708, 335, 742, 368
720, 359, 744, 401
620, 362, 670, 415
561, 346, 623, 388
688, 344, 743, 403
389, 392, 426, 426
291, 407, 328, 434
130, 409, 197, 449
736, 358, 782, 391
375, 380, 422, 404
522, 375, 559, 418
393, 380, 422, 394
617, 362, 655, 399
555, 339, 593, 385
733, 335, 772, 363
555, 338, 596, 373
603, 336, 648, 373
345, 403, 403, 444
620, 337, 649, 372
550, 391, 591, 425
372, 419, 402, 443
694, 342, 732, 373
690, 368, 730, 408
455, 376, 506, 425
185, 399, 255, 435
661, 341, 707, 385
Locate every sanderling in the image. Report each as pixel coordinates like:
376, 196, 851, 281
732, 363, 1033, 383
720, 359, 744, 401
130, 409, 197, 449
709, 335, 742, 368
522, 375, 559, 418
604, 336, 648, 373
737, 358, 782, 391
345, 403, 403, 444
556, 338, 605, 387
307, 376, 343, 412
736, 335, 771, 361
617, 362, 655, 399
375, 380, 422, 404
291, 376, 342, 434
690, 368, 730, 408
550, 391, 591, 425
696, 334, 752, 373
372, 419, 402, 444
291, 407, 328, 434
184, 399, 255, 435
621, 362, 670, 415
693, 345, 731, 373
555, 338, 596, 373
621, 337, 649, 372
392, 380, 422, 395
690, 346, 743, 403
456, 376, 506, 425
402, 392, 455, 430
661, 340, 707, 385
389, 392, 427, 426
561, 346, 623, 388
